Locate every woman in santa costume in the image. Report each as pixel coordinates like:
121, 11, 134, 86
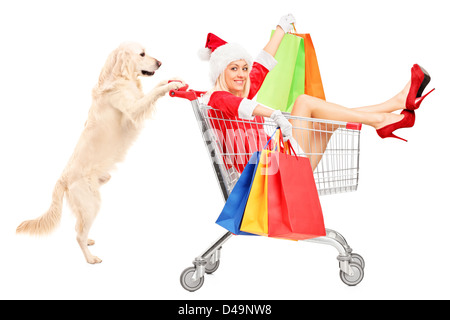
199, 14, 434, 170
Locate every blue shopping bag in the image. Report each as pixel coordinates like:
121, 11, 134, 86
215, 152, 261, 235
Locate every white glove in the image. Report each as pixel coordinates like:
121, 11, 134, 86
270, 110, 293, 141
278, 13, 296, 33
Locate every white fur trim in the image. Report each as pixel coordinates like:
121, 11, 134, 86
198, 47, 211, 61
238, 98, 258, 120
209, 43, 253, 84
255, 50, 278, 71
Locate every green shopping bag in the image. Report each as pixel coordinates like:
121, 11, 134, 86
257, 31, 305, 113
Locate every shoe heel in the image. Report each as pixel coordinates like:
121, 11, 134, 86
414, 88, 435, 109
386, 132, 407, 142
377, 129, 408, 142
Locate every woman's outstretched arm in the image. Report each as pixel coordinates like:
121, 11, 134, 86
263, 14, 296, 57
263, 26, 285, 57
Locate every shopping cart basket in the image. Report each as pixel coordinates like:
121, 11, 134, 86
170, 85, 365, 291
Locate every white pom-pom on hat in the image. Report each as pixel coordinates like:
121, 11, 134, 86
197, 47, 212, 61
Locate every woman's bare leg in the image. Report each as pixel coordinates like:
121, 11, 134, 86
289, 114, 338, 170
289, 92, 405, 170
291, 94, 404, 128
353, 81, 410, 113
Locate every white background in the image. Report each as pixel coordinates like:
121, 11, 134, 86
0, 0, 449, 300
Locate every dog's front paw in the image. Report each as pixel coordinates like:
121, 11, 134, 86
168, 80, 186, 90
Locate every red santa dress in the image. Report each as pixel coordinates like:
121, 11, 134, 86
205, 50, 278, 173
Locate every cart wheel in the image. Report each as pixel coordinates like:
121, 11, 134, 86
205, 259, 220, 274
180, 267, 204, 292
350, 253, 365, 269
340, 263, 364, 286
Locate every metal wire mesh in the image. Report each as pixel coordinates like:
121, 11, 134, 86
194, 102, 361, 197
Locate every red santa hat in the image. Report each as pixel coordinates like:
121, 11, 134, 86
198, 33, 253, 84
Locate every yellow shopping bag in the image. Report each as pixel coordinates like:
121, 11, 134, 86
239, 149, 269, 236
240, 129, 284, 236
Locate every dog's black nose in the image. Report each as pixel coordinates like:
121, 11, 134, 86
156, 60, 162, 68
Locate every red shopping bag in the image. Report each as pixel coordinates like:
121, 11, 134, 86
267, 139, 326, 240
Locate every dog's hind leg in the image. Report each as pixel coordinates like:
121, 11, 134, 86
66, 179, 102, 264
76, 216, 101, 264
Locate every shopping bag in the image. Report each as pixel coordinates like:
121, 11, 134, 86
267, 139, 326, 240
239, 149, 270, 236
215, 152, 260, 235
293, 33, 326, 100
239, 130, 282, 236
256, 31, 305, 113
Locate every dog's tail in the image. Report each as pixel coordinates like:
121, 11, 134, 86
16, 178, 67, 236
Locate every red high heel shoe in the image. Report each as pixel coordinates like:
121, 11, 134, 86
406, 64, 435, 110
376, 109, 415, 142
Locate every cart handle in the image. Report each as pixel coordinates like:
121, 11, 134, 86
345, 122, 362, 130
169, 81, 206, 101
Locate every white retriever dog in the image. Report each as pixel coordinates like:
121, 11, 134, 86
16, 42, 184, 264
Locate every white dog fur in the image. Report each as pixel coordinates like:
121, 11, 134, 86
16, 42, 184, 264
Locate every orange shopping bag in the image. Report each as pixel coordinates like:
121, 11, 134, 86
293, 32, 326, 100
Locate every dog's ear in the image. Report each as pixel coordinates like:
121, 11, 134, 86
97, 49, 118, 90
97, 48, 137, 90
113, 50, 136, 80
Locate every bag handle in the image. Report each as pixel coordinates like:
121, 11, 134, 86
284, 139, 298, 159
287, 23, 300, 36
263, 128, 279, 150
275, 129, 299, 159
274, 129, 299, 158
263, 128, 285, 152
264, 128, 297, 157
291, 24, 298, 34
288, 24, 309, 39
273, 129, 284, 152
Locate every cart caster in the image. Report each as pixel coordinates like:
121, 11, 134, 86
350, 253, 365, 269
180, 267, 204, 292
340, 262, 364, 286
205, 259, 220, 274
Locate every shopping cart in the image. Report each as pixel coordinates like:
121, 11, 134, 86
170, 85, 365, 291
